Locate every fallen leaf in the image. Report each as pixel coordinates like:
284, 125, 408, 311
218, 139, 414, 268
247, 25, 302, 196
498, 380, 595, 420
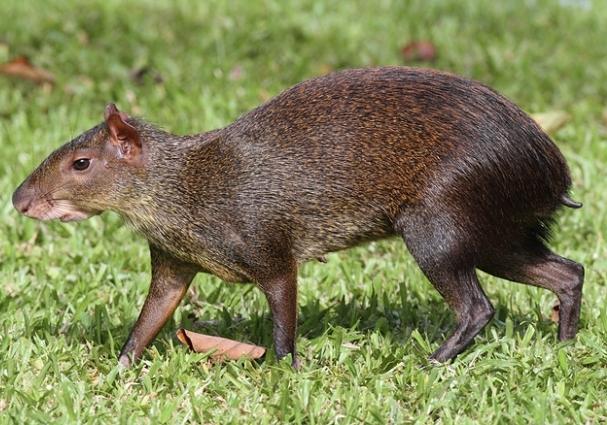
0, 56, 55, 85
176, 329, 266, 361
602, 108, 607, 126
531, 111, 570, 134
551, 303, 560, 323
401, 40, 437, 62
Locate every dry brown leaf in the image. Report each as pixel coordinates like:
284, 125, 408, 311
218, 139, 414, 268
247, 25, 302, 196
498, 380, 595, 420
531, 111, 570, 134
176, 328, 266, 360
401, 41, 437, 62
0, 56, 55, 85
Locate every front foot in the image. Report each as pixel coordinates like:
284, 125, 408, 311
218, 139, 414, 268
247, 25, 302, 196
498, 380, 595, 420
291, 356, 302, 370
428, 348, 453, 364
115, 246, 197, 369
276, 350, 301, 369
259, 265, 300, 370
117, 338, 140, 367
118, 353, 132, 368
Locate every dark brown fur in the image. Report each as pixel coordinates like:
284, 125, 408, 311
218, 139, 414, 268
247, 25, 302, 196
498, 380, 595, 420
12, 67, 584, 366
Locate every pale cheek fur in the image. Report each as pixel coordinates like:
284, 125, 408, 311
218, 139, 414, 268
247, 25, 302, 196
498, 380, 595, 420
26, 199, 92, 222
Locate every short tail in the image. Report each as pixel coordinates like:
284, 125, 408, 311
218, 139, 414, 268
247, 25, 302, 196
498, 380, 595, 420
561, 195, 582, 209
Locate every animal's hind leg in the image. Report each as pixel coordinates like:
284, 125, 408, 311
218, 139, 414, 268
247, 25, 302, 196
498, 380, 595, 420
424, 268, 494, 362
395, 211, 494, 362
480, 244, 584, 340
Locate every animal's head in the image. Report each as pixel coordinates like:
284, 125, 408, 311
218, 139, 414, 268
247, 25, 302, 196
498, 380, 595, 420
12, 104, 145, 222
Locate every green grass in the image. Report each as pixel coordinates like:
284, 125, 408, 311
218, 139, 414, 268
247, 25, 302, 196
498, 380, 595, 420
1, 0, 607, 423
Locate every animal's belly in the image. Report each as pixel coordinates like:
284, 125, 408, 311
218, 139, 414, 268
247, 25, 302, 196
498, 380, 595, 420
131, 219, 252, 283
196, 260, 251, 283
290, 212, 394, 261
168, 245, 252, 283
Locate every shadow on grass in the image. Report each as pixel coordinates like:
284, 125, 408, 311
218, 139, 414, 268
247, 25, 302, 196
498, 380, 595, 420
165, 292, 558, 359
31, 284, 559, 363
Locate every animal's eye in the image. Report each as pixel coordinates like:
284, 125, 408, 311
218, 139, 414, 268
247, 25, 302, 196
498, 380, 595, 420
72, 158, 90, 171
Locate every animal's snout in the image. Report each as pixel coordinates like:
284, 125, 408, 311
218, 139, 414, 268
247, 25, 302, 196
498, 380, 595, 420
12, 185, 33, 215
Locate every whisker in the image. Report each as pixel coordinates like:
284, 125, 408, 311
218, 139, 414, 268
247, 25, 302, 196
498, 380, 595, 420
37, 183, 71, 201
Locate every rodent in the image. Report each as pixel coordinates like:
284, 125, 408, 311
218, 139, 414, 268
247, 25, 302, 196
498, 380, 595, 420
12, 67, 584, 367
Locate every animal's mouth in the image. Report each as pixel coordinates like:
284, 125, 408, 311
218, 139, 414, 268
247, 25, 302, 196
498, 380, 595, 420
58, 211, 96, 222
19, 198, 98, 222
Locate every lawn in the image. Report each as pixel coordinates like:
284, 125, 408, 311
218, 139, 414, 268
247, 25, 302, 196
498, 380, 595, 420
1, 0, 607, 423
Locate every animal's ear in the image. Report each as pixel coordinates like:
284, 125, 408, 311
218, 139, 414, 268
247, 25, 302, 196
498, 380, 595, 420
104, 103, 142, 162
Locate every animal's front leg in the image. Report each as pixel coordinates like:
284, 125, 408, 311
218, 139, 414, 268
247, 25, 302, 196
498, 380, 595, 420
119, 246, 197, 366
259, 266, 299, 368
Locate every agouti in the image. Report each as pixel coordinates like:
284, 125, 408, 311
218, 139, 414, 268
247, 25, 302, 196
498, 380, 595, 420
12, 67, 584, 367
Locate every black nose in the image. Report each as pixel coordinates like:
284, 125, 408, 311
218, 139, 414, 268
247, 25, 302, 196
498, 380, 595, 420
12, 186, 32, 214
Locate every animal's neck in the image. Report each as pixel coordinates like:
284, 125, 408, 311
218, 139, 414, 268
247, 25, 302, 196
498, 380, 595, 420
116, 125, 228, 250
